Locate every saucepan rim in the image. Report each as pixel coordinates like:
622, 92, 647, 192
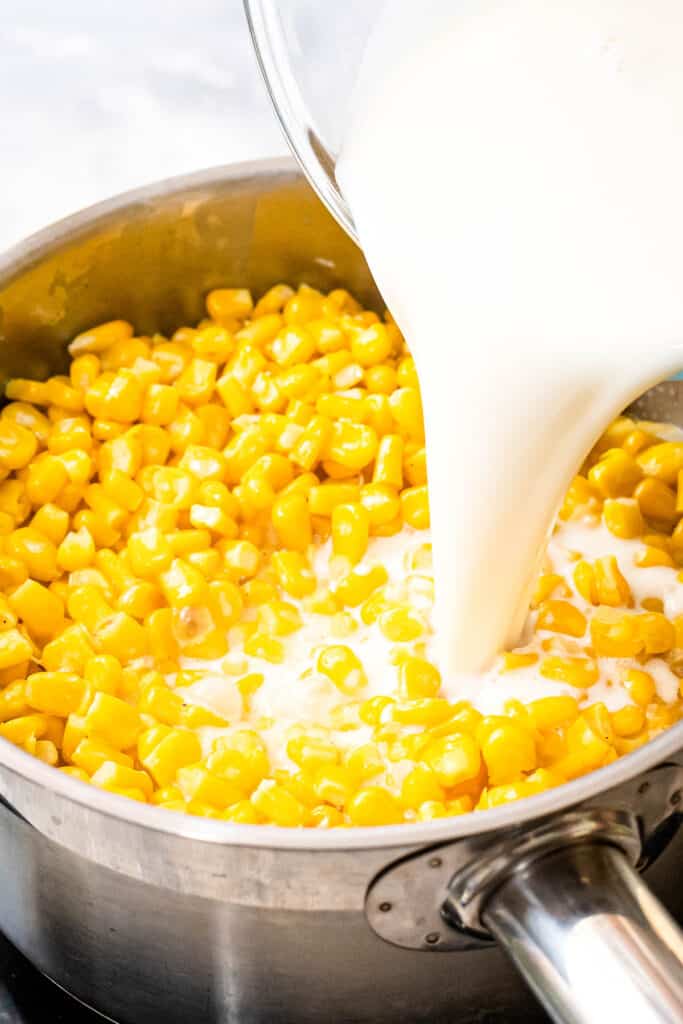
0, 157, 680, 852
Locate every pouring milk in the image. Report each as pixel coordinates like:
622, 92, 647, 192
337, 0, 683, 677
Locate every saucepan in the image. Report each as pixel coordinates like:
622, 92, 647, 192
0, 160, 681, 1024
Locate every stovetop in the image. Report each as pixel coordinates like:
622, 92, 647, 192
0, 933, 99, 1024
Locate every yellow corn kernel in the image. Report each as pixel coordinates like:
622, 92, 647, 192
0, 597, 17, 632
46, 376, 85, 412
611, 704, 646, 737
177, 765, 243, 809
540, 655, 600, 688
0, 420, 38, 471
348, 323, 391, 367
207, 731, 268, 793
69, 353, 101, 393
250, 780, 308, 827
603, 497, 644, 539
308, 805, 344, 828
24, 455, 68, 506
636, 545, 675, 568
638, 612, 675, 655
207, 288, 253, 323
142, 607, 177, 664
501, 652, 539, 672
269, 491, 311, 552
309, 764, 354, 809
477, 718, 536, 785
269, 550, 314, 598
0, 627, 33, 670
242, 632, 284, 663
5, 379, 50, 405
284, 285, 325, 325
589, 609, 640, 658
117, 579, 162, 620
398, 764, 443, 808
388, 387, 423, 443
623, 668, 656, 706
84, 655, 122, 696
536, 599, 587, 638
24, 671, 88, 717
18, 475, 60, 524
340, 743, 382, 783
268, 325, 315, 367
90, 762, 153, 799
68, 320, 133, 357
556, 716, 612, 779
84, 692, 141, 749
286, 735, 339, 772
289, 414, 331, 472
397, 655, 441, 699
634, 477, 678, 523
0, 713, 49, 745
392, 699, 453, 726
363, 364, 396, 395
0, 680, 30, 722
588, 419, 633, 456
55, 527, 94, 572
324, 420, 378, 471
530, 573, 568, 608
317, 645, 367, 694
398, 485, 428, 530
331, 503, 369, 565
56, 448, 94, 486
237, 315, 283, 349
528, 696, 579, 730
137, 681, 182, 725
126, 529, 174, 581
6, 528, 59, 582
223, 801, 265, 824
141, 729, 202, 787
573, 560, 598, 604
254, 599, 300, 639
593, 556, 632, 607
307, 485, 359, 521
421, 732, 480, 786
332, 565, 387, 608
9, 580, 64, 640
378, 606, 425, 642
636, 441, 683, 485
346, 786, 403, 826
84, 371, 143, 424
42, 624, 94, 673
71, 738, 133, 774
399, 447, 425, 490
588, 449, 641, 498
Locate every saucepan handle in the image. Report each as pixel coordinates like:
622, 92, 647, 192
481, 842, 683, 1024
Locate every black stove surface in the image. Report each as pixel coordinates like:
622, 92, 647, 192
0, 933, 100, 1024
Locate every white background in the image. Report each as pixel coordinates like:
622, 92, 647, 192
0, 0, 288, 250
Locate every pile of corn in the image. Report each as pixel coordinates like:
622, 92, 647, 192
0, 282, 679, 827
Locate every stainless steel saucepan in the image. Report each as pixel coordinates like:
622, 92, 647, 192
0, 160, 682, 1024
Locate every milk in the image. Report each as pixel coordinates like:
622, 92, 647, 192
337, 0, 683, 676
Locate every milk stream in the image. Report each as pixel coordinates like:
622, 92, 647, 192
337, 0, 683, 676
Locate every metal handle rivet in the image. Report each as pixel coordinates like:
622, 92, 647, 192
378, 902, 392, 913
424, 932, 440, 945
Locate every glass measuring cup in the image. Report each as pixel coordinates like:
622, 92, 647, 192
244, 0, 381, 243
